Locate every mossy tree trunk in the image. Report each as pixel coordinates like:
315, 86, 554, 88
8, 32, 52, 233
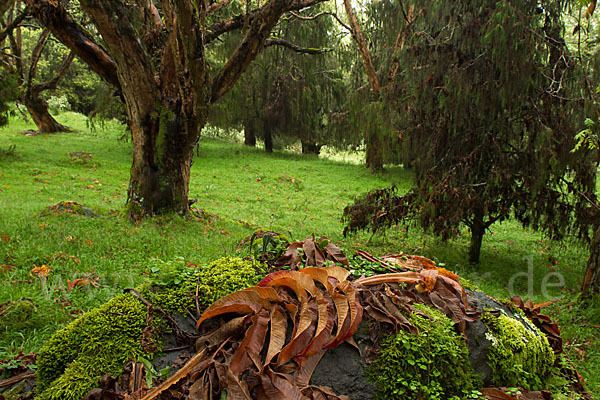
366, 131, 384, 172
23, 96, 70, 133
8, 26, 75, 133
582, 227, 600, 299
80, 0, 209, 216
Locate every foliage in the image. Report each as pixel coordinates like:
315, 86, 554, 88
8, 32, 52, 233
481, 313, 556, 390
248, 229, 291, 262
35, 293, 149, 400
209, 4, 346, 152
367, 304, 480, 399
0, 143, 17, 159
274, 236, 350, 269
47, 96, 71, 114
0, 72, 18, 126
142, 257, 267, 313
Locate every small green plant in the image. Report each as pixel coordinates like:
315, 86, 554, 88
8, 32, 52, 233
349, 256, 390, 277
248, 230, 290, 261
367, 304, 480, 399
0, 144, 16, 159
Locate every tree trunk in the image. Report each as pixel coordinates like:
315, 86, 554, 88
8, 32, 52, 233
126, 109, 200, 216
23, 96, 70, 133
469, 208, 485, 263
264, 125, 273, 153
244, 120, 256, 147
582, 227, 600, 299
301, 140, 321, 155
366, 131, 384, 172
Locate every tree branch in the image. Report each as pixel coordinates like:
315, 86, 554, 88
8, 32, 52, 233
33, 51, 75, 94
289, 10, 351, 32
0, 9, 27, 45
24, 0, 121, 90
81, 0, 158, 113
264, 37, 328, 54
343, 0, 380, 97
27, 29, 50, 86
211, 0, 292, 102
207, 0, 234, 15
0, 0, 15, 21
205, 0, 325, 44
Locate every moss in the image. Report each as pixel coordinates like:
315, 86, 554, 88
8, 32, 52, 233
154, 106, 174, 170
367, 304, 481, 399
143, 257, 266, 313
460, 277, 478, 292
35, 294, 148, 400
481, 312, 555, 390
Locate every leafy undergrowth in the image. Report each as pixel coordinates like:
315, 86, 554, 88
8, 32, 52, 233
0, 113, 598, 397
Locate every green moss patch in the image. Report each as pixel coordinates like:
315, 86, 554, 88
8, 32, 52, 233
482, 312, 555, 390
367, 304, 481, 399
35, 293, 148, 400
143, 257, 266, 313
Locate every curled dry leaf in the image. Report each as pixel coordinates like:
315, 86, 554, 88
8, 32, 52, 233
274, 237, 349, 269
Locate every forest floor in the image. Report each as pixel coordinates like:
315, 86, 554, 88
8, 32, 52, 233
0, 112, 599, 397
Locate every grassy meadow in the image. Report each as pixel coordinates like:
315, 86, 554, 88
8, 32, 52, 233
0, 113, 599, 397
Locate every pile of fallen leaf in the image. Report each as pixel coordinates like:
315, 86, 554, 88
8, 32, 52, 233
42, 201, 98, 217
67, 239, 592, 399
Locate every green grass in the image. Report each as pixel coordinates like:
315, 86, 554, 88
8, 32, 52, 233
0, 112, 599, 397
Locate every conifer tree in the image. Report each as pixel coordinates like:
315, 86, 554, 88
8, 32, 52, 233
343, 0, 593, 264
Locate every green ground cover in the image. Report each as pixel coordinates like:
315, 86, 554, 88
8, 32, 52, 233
0, 113, 598, 397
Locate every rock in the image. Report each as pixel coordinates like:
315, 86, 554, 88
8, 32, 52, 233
311, 326, 376, 399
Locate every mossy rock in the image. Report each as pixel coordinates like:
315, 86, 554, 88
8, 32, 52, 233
43, 201, 98, 217
35, 258, 561, 400
312, 289, 559, 400
34, 257, 266, 400
35, 293, 148, 400
366, 304, 481, 399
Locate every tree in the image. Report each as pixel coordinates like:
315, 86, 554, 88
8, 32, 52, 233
343, 0, 591, 264
209, 6, 341, 155
9, 26, 75, 133
335, 0, 414, 171
0, 0, 22, 125
26, 0, 327, 216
